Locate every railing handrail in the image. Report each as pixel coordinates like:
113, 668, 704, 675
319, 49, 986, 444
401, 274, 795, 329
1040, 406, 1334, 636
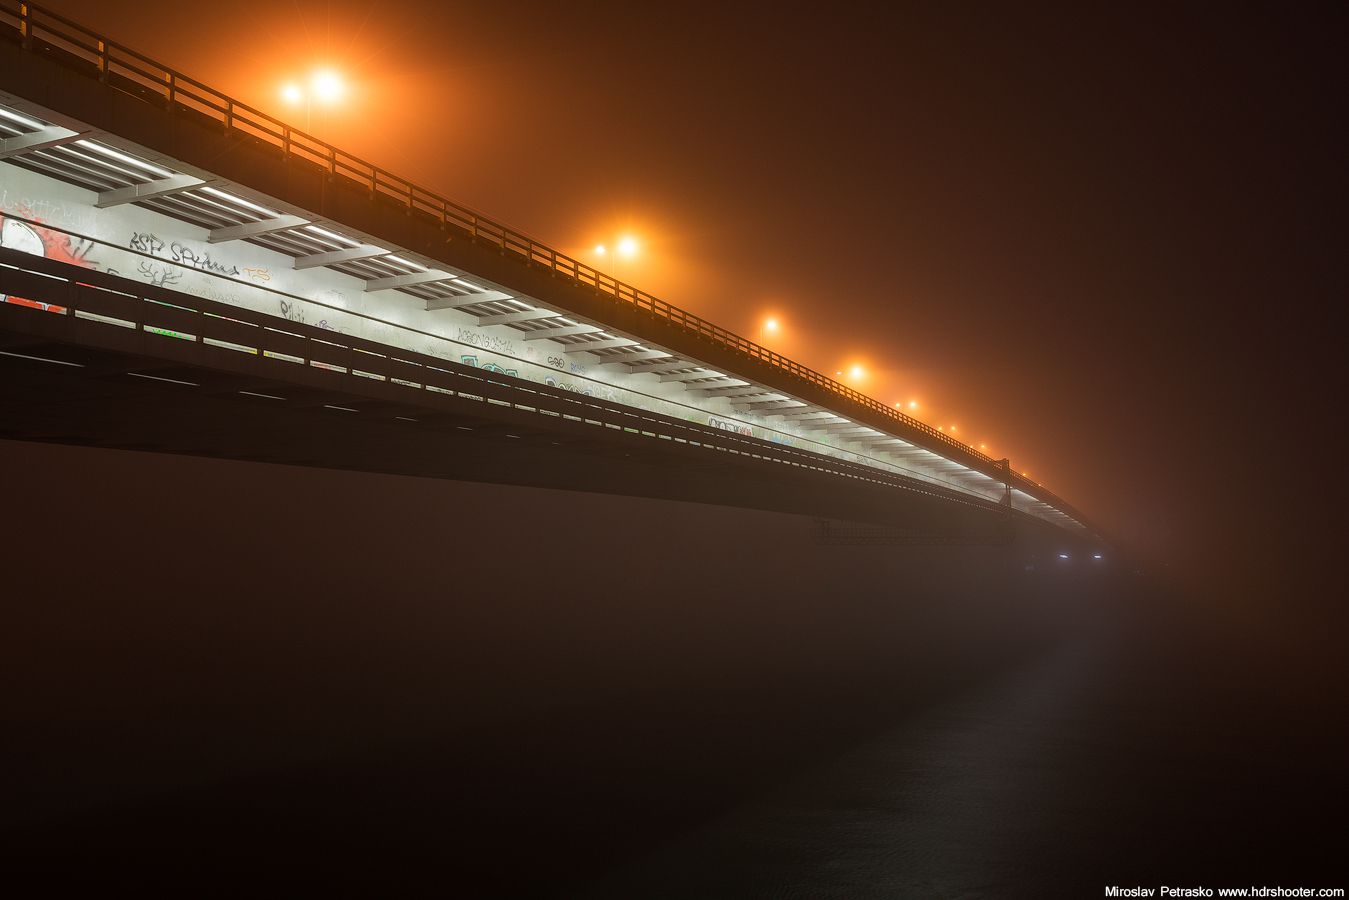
0, 0, 1089, 528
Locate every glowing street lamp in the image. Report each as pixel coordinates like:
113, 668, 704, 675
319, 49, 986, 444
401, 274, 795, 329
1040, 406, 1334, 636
281, 68, 346, 131
594, 235, 639, 280
760, 317, 780, 342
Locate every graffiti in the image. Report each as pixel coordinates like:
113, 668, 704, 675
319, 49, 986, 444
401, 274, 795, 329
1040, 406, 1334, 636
129, 231, 241, 277
170, 241, 240, 277
708, 416, 754, 437
129, 231, 165, 255
455, 327, 516, 357
544, 376, 594, 397
316, 319, 340, 332
137, 259, 183, 288
546, 356, 566, 369
279, 299, 307, 325
0, 212, 98, 311
243, 266, 272, 282
459, 354, 518, 376
570, 362, 586, 375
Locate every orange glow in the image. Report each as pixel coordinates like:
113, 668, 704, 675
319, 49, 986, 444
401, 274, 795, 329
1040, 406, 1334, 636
311, 69, 345, 103
849, 364, 864, 380
281, 82, 303, 104
908, 401, 918, 410
764, 318, 778, 332
617, 236, 639, 257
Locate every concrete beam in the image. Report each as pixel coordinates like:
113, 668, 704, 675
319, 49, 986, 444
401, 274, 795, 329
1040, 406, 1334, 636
95, 173, 206, 207
561, 336, 636, 351
733, 401, 807, 412
0, 124, 82, 158
631, 362, 707, 376
293, 244, 393, 270
477, 309, 561, 326
208, 214, 309, 243
596, 350, 673, 367
424, 290, 513, 310
766, 409, 830, 418
522, 325, 604, 341
808, 423, 871, 433
364, 269, 457, 292
658, 370, 717, 383
690, 384, 766, 398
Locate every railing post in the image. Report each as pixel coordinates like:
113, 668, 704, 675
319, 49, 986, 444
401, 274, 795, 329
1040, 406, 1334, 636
18, 2, 31, 49
96, 39, 108, 82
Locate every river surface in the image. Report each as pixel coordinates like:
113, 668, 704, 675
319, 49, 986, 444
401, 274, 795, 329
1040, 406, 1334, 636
581, 592, 1346, 898
3, 441, 1344, 897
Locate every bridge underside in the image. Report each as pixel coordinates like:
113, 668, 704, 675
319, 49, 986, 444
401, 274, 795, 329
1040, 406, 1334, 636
1, 250, 1087, 552
0, 328, 1023, 549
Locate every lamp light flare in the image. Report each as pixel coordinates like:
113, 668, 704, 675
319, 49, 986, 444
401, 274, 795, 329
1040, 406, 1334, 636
849, 364, 864, 380
594, 244, 607, 255
281, 83, 303, 104
908, 401, 918, 410
617, 236, 639, 257
311, 69, 344, 103
764, 318, 778, 332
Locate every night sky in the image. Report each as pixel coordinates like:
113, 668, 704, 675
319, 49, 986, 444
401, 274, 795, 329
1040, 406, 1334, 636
34, 0, 1342, 598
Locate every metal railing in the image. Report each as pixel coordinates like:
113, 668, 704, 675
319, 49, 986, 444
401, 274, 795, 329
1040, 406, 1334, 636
0, 0, 1084, 523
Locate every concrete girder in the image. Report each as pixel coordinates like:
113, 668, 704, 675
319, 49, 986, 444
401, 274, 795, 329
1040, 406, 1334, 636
424, 290, 513, 310
0, 124, 83, 158
522, 324, 605, 341
477, 309, 562, 326
95, 173, 206, 207
208, 214, 309, 243
632, 362, 709, 376
658, 370, 720, 383
293, 244, 394, 270
562, 337, 637, 351
364, 269, 458, 292
596, 350, 673, 367
689, 384, 765, 398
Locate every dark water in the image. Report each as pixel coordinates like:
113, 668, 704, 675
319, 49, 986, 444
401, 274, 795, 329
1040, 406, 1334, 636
582, 594, 1348, 898
3, 440, 1345, 896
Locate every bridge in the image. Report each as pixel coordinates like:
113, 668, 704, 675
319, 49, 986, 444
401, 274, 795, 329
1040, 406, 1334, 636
0, 1, 1101, 556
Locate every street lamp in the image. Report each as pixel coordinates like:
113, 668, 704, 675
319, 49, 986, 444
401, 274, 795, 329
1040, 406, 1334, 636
593, 235, 639, 280
760, 317, 779, 342
281, 68, 346, 131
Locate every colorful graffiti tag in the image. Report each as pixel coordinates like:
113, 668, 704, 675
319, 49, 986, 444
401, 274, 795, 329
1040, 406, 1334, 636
0, 211, 98, 312
708, 416, 754, 437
